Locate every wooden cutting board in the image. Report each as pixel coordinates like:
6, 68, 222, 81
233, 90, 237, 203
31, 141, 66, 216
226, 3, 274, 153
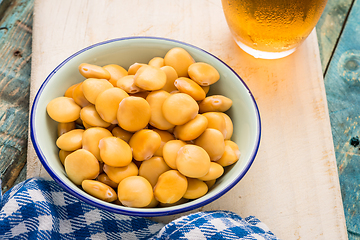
27, 0, 348, 239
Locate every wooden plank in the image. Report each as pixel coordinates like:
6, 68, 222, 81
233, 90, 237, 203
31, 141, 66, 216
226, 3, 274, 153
0, 0, 33, 193
28, 0, 347, 239
323, 0, 360, 238
316, 0, 354, 73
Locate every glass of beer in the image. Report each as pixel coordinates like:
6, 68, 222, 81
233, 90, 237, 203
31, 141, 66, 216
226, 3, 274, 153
221, 0, 328, 59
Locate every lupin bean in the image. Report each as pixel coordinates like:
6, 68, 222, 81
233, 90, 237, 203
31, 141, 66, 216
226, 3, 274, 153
64, 149, 100, 185
162, 93, 199, 125
183, 178, 208, 199
176, 144, 211, 178
216, 140, 241, 167
118, 176, 153, 208
95, 87, 129, 124
134, 65, 166, 91
82, 180, 117, 202
199, 95, 233, 113
129, 129, 161, 161
117, 96, 151, 132
195, 128, 225, 161
188, 62, 220, 86
82, 78, 113, 104
79, 63, 110, 79
103, 64, 128, 86
47, 97, 81, 123
164, 47, 195, 77
153, 170, 188, 204
99, 136, 132, 167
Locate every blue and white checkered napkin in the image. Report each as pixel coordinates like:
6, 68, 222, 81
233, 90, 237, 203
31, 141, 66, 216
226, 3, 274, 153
0, 178, 279, 239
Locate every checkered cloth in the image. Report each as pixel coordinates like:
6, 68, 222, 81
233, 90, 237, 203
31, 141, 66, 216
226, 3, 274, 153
0, 178, 279, 239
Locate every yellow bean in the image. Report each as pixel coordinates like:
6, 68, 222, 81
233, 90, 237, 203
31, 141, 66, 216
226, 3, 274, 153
160, 66, 178, 93
220, 112, 233, 140
201, 85, 210, 95
202, 112, 227, 138
129, 129, 161, 161
57, 122, 76, 137
146, 196, 159, 208
198, 162, 224, 181
134, 65, 166, 91
95, 87, 129, 124
205, 179, 216, 189
148, 57, 164, 68
174, 77, 206, 101
176, 144, 211, 178
103, 64, 128, 86
116, 75, 142, 94
162, 93, 199, 125
64, 83, 81, 98
111, 126, 133, 143
80, 104, 111, 128
153, 170, 188, 204
216, 140, 241, 167
188, 62, 220, 86
146, 90, 175, 130
79, 63, 110, 79
162, 140, 186, 169
82, 127, 112, 161
118, 176, 153, 208
128, 63, 146, 75
173, 114, 208, 141
158, 198, 188, 207
82, 78, 113, 104
59, 150, 72, 165
139, 156, 171, 187
199, 95, 233, 113
56, 129, 84, 151
129, 91, 150, 99
82, 121, 94, 129
96, 173, 118, 188
112, 199, 123, 206
164, 47, 195, 77
195, 128, 225, 161
170, 90, 180, 94
82, 180, 117, 202
103, 162, 138, 184
183, 178, 208, 199
117, 96, 151, 132
99, 136, 132, 167
72, 83, 91, 108
152, 129, 175, 157
47, 97, 81, 123
64, 149, 100, 185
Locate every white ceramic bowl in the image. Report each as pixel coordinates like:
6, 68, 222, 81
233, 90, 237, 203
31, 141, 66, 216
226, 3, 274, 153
30, 36, 261, 217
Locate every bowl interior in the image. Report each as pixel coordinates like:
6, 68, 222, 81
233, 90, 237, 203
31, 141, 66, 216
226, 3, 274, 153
31, 37, 261, 217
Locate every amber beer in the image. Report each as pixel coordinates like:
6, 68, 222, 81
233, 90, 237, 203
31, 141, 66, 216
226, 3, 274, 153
221, 0, 327, 59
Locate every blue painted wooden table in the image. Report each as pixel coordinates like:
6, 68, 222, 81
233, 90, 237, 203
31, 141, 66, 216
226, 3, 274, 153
0, 0, 359, 238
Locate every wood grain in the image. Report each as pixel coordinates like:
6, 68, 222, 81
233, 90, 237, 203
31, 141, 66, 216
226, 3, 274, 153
0, 0, 32, 193
28, 0, 347, 239
316, 0, 354, 73
323, 0, 360, 238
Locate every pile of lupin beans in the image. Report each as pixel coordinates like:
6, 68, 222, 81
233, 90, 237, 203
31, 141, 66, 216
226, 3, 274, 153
46, 47, 241, 208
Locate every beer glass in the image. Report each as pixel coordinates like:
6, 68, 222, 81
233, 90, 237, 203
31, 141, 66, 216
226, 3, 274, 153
221, 0, 328, 59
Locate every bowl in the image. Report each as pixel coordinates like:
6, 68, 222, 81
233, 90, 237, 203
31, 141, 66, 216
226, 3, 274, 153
30, 36, 261, 217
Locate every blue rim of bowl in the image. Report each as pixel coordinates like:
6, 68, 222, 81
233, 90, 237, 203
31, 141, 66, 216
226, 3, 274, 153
30, 36, 261, 217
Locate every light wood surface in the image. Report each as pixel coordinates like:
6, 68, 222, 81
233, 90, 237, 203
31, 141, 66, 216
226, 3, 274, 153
28, 0, 348, 239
